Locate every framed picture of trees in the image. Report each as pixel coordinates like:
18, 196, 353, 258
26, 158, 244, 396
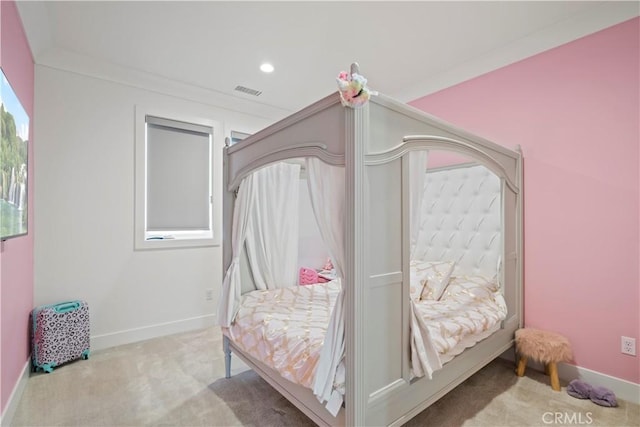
1, 68, 29, 240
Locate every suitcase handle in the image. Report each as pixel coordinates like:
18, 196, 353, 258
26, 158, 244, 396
54, 301, 81, 313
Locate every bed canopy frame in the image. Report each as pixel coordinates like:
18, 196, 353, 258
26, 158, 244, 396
221, 90, 523, 426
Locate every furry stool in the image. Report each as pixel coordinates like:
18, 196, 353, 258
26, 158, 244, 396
515, 328, 572, 391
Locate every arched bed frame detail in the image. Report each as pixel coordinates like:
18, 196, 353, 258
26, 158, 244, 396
221, 92, 523, 427
225, 141, 345, 191
367, 136, 520, 194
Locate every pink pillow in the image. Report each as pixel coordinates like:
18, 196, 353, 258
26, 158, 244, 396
299, 267, 329, 285
299, 268, 319, 285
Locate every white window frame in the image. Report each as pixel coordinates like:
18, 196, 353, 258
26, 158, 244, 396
134, 105, 222, 250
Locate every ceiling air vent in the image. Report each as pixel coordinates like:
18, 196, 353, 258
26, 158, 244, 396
234, 85, 262, 96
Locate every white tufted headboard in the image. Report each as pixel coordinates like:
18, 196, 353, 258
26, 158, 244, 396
413, 163, 502, 280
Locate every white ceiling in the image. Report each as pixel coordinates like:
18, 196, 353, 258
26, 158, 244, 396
16, 1, 639, 115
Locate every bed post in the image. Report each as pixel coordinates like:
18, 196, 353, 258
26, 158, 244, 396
222, 138, 234, 278
222, 137, 234, 379
344, 103, 368, 426
223, 335, 232, 378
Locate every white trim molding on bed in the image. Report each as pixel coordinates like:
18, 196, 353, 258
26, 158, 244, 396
219, 90, 523, 426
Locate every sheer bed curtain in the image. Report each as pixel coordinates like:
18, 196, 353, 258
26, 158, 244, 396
245, 162, 301, 289
306, 157, 346, 415
217, 162, 301, 327
408, 149, 443, 378
217, 176, 255, 327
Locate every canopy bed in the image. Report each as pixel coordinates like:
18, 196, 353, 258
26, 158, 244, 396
217, 71, 522, 426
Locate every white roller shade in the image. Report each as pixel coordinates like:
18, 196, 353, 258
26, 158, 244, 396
146, 116, 212, 231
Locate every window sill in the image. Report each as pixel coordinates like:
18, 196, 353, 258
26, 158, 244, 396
135, 233, 219, 250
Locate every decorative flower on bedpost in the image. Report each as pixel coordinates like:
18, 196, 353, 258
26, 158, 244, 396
336, 62, 374, 108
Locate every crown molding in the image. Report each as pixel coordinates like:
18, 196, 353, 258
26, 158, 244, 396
36, 47, 291, 122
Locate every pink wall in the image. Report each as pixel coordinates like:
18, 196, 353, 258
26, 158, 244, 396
411, 18, 639, 383
0, 0, 35, 415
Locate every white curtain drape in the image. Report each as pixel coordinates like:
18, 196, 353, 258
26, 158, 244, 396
246, 162, 301, 289
304, 159, 345, 279
409, 150, 428, 260
305, 158, 346, 414
218, 162, 301, 326
217, 176, 255, 327
410, 299, 442, 378
407, 149, 443, 378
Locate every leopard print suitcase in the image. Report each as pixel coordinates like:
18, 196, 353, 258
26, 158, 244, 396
31, 300, 90, 373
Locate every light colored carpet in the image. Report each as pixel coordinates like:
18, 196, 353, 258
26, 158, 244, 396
11, 327, 639, 426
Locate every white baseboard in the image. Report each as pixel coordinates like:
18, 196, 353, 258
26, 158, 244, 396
90, 314, 216, 351
500, 350, 640, 405
0, 360, 30, 427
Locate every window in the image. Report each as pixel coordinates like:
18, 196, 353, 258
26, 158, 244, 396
230, 130, 250, 145
135, 106, 221, 249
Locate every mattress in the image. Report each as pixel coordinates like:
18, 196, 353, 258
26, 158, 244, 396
228, 280, 341, 390
411, 274, 508, 364
228, 270, 506, 391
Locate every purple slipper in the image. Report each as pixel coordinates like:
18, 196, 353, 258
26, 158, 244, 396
567, 379, 592, 399
590, 385, 618, 407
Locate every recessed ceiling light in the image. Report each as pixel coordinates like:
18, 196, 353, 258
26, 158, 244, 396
260, 63, 274, 73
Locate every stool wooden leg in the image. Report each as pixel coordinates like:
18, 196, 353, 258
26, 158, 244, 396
545, 364, 551, 376
548, 362, 560, 391
516, 356, 527, 377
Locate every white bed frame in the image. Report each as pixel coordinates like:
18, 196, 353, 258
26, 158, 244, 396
221, 92, 523, 426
